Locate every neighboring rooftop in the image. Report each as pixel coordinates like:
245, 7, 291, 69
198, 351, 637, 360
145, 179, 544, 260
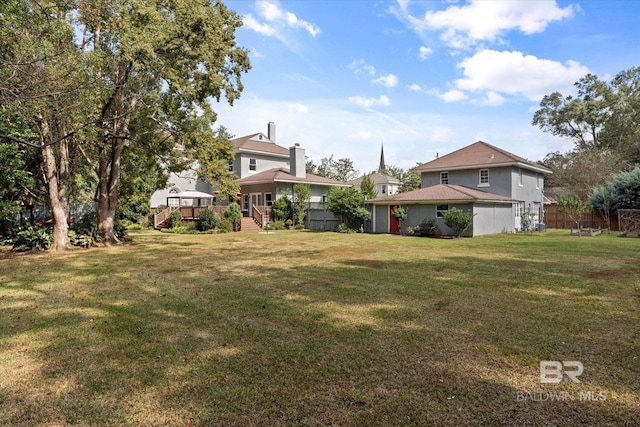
367, 184, 514, 204
413, 141, 552, 174
236, 167, 351, 187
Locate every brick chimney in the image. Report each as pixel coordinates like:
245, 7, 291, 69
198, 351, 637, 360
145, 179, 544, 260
289, 143, 306, 178
267, 122, 276, 142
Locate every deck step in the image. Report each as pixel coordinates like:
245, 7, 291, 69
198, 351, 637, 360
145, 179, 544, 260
240, 217, 262, 231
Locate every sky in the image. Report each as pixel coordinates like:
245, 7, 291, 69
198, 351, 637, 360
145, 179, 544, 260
212, 0, 639, 175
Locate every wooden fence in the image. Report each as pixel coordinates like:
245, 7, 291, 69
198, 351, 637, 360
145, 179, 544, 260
544, 205, 619, 230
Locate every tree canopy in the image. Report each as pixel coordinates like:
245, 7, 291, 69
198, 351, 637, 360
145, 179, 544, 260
533, 67, 640, 164
306, 155, 359, 182
0, 0, 251, 249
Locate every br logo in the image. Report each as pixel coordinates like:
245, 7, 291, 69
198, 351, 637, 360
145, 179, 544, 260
540, 361, 583, 384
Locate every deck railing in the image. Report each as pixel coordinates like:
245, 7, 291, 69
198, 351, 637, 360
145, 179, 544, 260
154, 207, 172, 229
252, 205, 264, 228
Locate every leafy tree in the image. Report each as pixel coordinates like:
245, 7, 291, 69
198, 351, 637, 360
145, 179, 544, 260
224, 202, 242, 230
443, 207, 473, 237
589, 166, 640, 218
292, 183, 311, 227
306, 155, 359, 182
273, 191, 292, 222
0, 0, 251, 249
327, 186, 370, 229
0, 1, 94, 250
539, 149, 627, 199
533, 67, 640, 163
360, 174, 377, 200
385, 163, 422, 193
557, 195, 590, 232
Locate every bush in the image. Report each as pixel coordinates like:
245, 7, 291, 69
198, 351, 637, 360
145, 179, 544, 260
336, 223, 355, 233
217, 217, 234, 233
169, 209, 182, 228
294, 224, 305, 230
8, 226, 51, 252
196, 209, 218, 231
443, 207, 473, 237
224, 203, 242, 229
270, 220, 286, 230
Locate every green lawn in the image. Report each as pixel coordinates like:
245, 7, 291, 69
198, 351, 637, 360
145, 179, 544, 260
0, 230, 638, 426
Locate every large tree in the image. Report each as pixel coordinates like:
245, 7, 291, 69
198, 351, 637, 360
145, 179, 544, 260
79, 0, 250, 244
1, 0, 250, 249
306, 155, 359, 182
533, 67, 640, 163
0, 1, 95, 250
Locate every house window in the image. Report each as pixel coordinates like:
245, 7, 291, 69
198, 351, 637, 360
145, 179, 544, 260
479, 169, 489, 186
168, 198, 179, 208
249, 158, 257, 171
519, 168, 523, 186
321, 194, 327, 203
436, 204, 449, 218
265, 193, 273, 207
440, 172, 449, 184
382, 185, 387, 194
536, 173, 541, 189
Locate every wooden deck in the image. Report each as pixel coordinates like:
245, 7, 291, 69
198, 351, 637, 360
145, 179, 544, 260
154, 205, 272, 230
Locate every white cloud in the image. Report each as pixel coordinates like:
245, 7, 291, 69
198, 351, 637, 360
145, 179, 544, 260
348, 131, 374, 140
453, 49, 590, 101
348, 95, 391, 108
418, 46, 433, 60
242, 15, 277, 37
286, 12, 321, 37
372, 74, 399, 88
407, 83, 422, 91
406, 0, 577, 49
478, 91, 506, 107
244, 0, 320, 42
439, 89, 468, 103
348, 59, 377, 76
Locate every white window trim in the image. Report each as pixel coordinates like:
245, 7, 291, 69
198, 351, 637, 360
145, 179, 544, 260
518, 168, 523, 187
478, 169, 490, 187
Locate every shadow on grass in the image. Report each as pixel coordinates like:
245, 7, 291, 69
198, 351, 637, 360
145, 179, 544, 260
0, 232, 638, 425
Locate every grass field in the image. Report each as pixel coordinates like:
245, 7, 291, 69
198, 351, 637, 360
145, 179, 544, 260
0, 229, 639, 426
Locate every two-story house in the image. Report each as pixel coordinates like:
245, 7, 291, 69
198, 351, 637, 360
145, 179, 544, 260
151, 122, 349, 229
367, 141, 552, 236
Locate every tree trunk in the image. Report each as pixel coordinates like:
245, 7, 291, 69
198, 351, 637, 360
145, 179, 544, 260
43, 142, 70, 251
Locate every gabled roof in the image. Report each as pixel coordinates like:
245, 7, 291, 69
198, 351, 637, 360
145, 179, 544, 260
413, 141, 552, 174
236, 168, 351, 187
367, 184, 514, 204
232, 133, 290, 158
348, 171, 401, 187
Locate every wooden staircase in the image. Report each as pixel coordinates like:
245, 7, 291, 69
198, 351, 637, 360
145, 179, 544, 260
241, 217, 262, 231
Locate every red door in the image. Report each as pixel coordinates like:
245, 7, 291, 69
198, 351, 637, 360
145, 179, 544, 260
389, 205, 401, 233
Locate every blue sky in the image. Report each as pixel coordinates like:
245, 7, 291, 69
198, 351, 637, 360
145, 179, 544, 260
213, 0, 639, 175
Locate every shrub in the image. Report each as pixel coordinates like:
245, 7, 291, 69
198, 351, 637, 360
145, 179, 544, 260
8, 226, 51, 252
443, 207, 473, 237
217, 217, 234, 233
391, 206, 408, 222
169, 209, 182, 228
336, 223, 355, 233
270, 220, 285, 230
196, 209, 218, 231
224, 203, 242, 229
294, 224, 305, 230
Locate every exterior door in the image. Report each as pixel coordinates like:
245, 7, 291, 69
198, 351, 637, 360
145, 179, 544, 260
514, 202, 523, 231
249, 193, 263, 217
389, 205, 401, 233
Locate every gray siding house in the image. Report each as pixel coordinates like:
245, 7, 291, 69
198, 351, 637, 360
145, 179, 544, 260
151, 122, 348, 229
368, 141, 551, 236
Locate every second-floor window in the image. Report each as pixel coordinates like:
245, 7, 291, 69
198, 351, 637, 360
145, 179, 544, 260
249, 158, 257, 171
382, 185, 387, 194
440, 172, 449, 184
479, 169, 489, 186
